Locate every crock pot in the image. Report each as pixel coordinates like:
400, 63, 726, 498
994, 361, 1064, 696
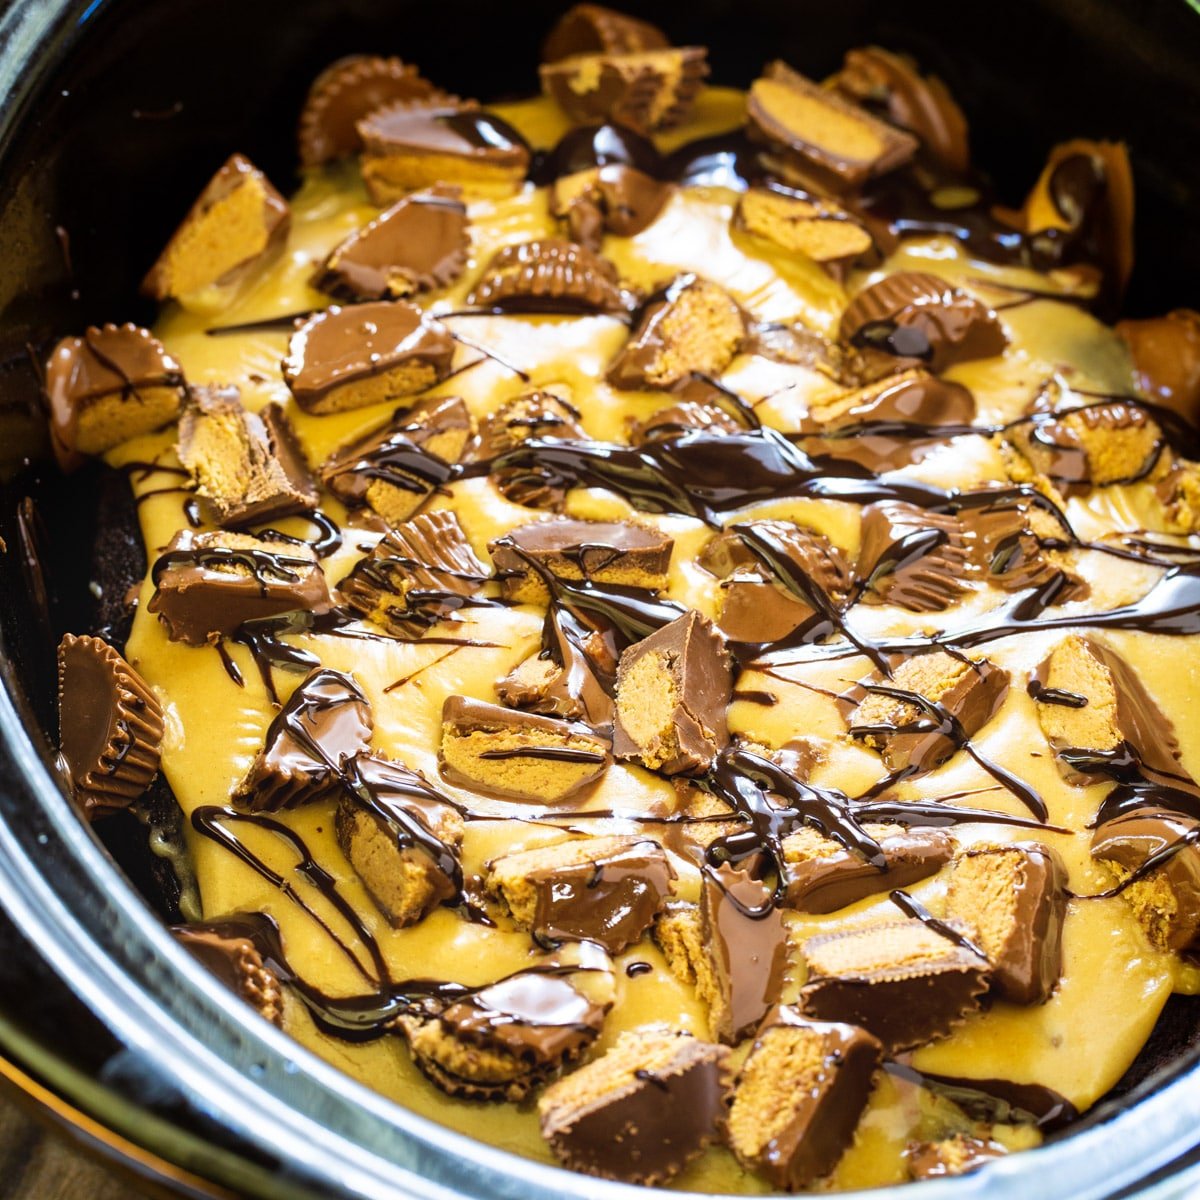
3, 1, 1200, 1195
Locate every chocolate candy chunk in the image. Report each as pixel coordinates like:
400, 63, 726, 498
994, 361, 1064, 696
629, 400, 741, 444
474, 390, 586, 461
297, 55, 448, 167
439, 695, 612, 803
746, 61, 917, 192
313, 185, 469, 301
839, 272, 1007, 376
339, 510, 488, 636
834, 46, 970, 173
57, 634, 163, 817
542, 4, 669, 61
734, 186, 873, 278
1117, 309, 1200, 426
489, 517, 674, 604
321, 396, 470, 524
147, 530, 332, 646
1032, 634, 1182, 784
946, 842, 1067, 1004
608, 275, 746, 391
799, 918, 989, 1052
700, 520, 851, 645
652, 900, 705, 984
172, 923, 284, 1026
551, 165, 672, 249
284, 300, 455, 415
45, 323, 184, 470
1005, 400, 1167, 491
1092, 811, 1200, 954
906, 1134, 1006, 1180
783, 824, 954, 914
486, 834, 674, 953
848, 650, 1010, 774
701, 864, 788, 1042
467, 238, 637, 315
1156, 459, 1200, 533
336, 753, 464, 926
856, 502, 971, 612
613, 610, 732, 775
538, 1028, 731, 1185
142, 154, 289, 302
397, 964, 609, 1102
728, 1007, 881, 1189
540, 47, 708, 136
232, 668, 372, 811
358, 103, 530, 204
177, 388, 317, 527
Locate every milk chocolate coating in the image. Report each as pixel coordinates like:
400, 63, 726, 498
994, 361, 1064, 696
1116, 310, 1200, 427
45, 323, 184, 469
467, 238, 636, 315
730, 1007, 882, 1189
539, 1031, 730, 1185
313, 186, 469, 300
856, 502, 971, 612
906, 1134, 1006, 1180
357, 103, 530, 170
147, 530, 332, 646
297, 55, 447, 166
57, 633, 164, 817
784, 826, 954, 913
839, 272, 1008, 375
701, 864, 788, 1042
613, 610, 732, 775
629, 400, 741, 444
283, 301, 455, 412
233, 668, 373, 811
542, 4, 669, 61
800, 918, 990, 1052
172, 923, 284, 1026
552, 164, 672, 248
490, 517, 674, 600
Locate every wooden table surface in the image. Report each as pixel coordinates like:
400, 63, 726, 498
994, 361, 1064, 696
0, 1093, 142, 1199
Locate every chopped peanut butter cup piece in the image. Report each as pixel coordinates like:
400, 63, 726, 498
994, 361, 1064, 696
728, 1007, 881, 1189
783, 824, 954, 914
336, 753, 464, 926
1155, 459, 1200, 534
834, 46, 970, 173
653, 900, 706, 984
735, 186, 873, 278
629, 399, 742, 444
542, 4, 669, 61
45, 323, 184, 470
946, 842, 1067, 1004
284, 300, 455, 415
57, 634, 163, 817
1092, 811, 1200, 955
142, 154, 289, 303
232, 668, 372, 812
799, 918, 989, 1052
538, 1028, 731, 1184
608, 275, 746, 391
1117, 309, 1200, 426
439, 695, 612, 803
848, 650, 1009, 774
474, 390, 586, 462
358, 103, 530, 203
701, 864, 788, 1043
613, 610, 732, 775
297, 55, 449, 167
321, 396, 469, 525
490, 517, 673, 605
467, 238, 636, 315
486, 834, 674, 953
177, 388, 317, 527
172, 921, 284, 1027
551, 164, 672, 248
906, 1134, 1006, 1180
747, 61, 917, 192
540, 47, 708, 136
339, 510, 488, 636
313, 185, 469, 301
839, 272, 1007, 376
856, 502, 971, 612
1031, 634, 1182, 784
397, 964, 609, 1102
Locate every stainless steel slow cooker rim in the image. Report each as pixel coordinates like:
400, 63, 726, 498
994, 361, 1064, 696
3, 1, 1200, 1196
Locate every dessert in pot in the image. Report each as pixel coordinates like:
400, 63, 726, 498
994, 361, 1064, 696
45, 4, 1200, 1190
